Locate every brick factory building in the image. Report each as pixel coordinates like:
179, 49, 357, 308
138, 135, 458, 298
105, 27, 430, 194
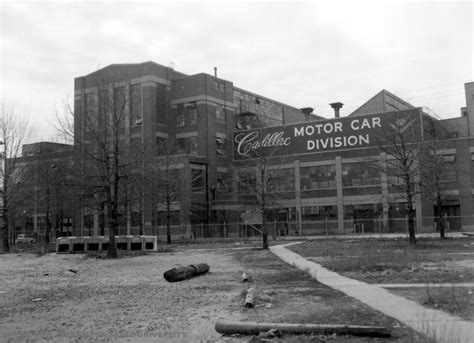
11, 62, 474, 240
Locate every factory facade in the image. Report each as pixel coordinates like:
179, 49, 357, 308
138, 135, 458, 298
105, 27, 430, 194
12, 62, 474, 239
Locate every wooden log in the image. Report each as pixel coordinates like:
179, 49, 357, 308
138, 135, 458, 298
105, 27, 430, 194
215, 319, 391, 338
244, 288, 256, 308
163, 263, 210, 282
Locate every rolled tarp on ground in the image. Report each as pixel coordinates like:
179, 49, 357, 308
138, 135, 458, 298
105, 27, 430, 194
215, 319, 391, 338
163, 263, 210, 282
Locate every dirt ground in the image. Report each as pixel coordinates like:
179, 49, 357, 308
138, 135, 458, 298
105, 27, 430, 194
0, 248, 246, 343
0, 243, 428, 343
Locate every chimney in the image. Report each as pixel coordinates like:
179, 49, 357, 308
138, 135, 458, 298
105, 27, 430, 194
214, 67, 217, 78
300, 107, 314, 115
330, 102, 343, 118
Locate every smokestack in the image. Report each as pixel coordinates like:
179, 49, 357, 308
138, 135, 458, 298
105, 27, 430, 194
300, 107, 314, 115
330, 102, 343, 118
214, 67, 217, 78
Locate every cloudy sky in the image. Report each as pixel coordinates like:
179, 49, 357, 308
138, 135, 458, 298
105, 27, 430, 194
1, 0, 472, 141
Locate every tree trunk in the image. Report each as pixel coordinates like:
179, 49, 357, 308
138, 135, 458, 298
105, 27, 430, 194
166, 181, 172, 245
45, 187, 51, 245
405, 173, 416, 245
436, 192, 446, 239
262, 221, 268, 249
261, 198, 268, 250
108, 203, 118, 258
2, 189, 9, 253
215, 320, 391, 338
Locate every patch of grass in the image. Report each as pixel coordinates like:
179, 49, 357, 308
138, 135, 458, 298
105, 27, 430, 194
290, 237, 474, 284
422, 286, 473, 318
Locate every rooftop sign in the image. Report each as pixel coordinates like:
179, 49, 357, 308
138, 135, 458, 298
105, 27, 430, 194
233, 109, 422, 160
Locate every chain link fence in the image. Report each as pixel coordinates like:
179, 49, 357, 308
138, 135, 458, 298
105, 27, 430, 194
8, 215, 474, 243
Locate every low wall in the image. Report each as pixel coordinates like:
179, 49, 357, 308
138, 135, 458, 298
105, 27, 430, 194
56, 235, 158, 254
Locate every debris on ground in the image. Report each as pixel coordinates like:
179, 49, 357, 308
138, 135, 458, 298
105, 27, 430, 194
242, 272, 253, 282
163, 263, 210, 282
244, 288, 256, 308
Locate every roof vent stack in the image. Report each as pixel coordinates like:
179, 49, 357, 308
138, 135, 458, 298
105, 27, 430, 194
330, 102, 344, 118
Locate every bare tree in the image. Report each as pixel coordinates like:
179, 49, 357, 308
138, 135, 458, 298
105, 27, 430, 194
234, 125, 291, 249
144, 139, 185, 245
57, 80, 140, 258
419, 117, 455, 239
28, 151, 75, 245
0, 101, 34, 252
372, 113, 424, 245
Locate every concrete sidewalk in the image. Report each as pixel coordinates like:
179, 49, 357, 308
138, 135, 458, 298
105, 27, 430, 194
270, 243, 474, 343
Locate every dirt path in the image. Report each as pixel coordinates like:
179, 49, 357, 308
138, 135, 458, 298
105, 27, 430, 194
0, 250, 246, 342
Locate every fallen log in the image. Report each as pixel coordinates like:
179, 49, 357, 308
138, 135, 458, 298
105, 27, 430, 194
163, 263, 210, 282
215, 319, 391, 338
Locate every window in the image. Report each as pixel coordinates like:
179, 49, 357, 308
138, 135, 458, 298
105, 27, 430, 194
219, 83, 224, 91
302, 206, 337, 220
300, 165, 336, 190
268, 169, 295, 192
216, 137, 226, 156
156, 85, 166, 124
188, 136, 198, 155
342, 163, 380, 187
216, 171, 232, 193
156, 137, 168, 155
385, 160, 404, 186
176, 137, 197, 155
98, 89, 109, 118
130, 84, 142, 124
177, 112, 185, 127
191, 169, 205, 193
237, 170, 256, 195
176, 138, 186, 154
188, 105, 197, 125
114, 86, 126, 117
440, 162, 457, 182
216, 104, 225, 123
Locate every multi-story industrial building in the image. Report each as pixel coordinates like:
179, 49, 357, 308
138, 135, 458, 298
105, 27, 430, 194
12, 62, 474, 240
72, 61, 317, 237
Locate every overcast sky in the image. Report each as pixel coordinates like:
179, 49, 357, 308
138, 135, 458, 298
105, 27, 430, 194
1, 0, 472, 141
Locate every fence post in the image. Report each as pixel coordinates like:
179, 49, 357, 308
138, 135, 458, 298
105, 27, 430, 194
405, 215, 408, 234
444, 213, 448, 232
325, 217, 328, 236
200, 222, 204, 238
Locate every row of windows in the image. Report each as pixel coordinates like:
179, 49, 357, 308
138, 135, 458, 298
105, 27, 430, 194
342, 163, 380, 187
234, 90, 283, 121
301, 203, 415, 221
155, 136, 227, 157
84, 86, 142, 125
176, 103, 226, 127
302, 206, 338, 220
233, 160, 458, 194
301, 165, 336, 190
